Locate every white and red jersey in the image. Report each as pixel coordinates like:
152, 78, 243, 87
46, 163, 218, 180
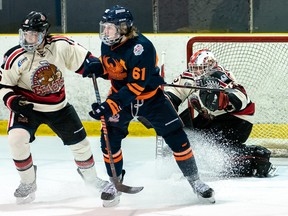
0, 35, 89, 112
165, 65, 255, 123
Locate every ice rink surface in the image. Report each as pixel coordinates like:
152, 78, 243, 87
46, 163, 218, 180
0, 136, 288, 216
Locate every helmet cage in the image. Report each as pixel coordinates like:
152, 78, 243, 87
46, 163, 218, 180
19, 29, 45, 52
188, 49, 217, 78
99, 22, 122, 46
19, 11, 49, 52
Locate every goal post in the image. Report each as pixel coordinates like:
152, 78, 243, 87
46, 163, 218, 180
186, 35, 288, 155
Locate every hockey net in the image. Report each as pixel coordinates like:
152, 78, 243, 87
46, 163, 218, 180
186, 35, 288, 156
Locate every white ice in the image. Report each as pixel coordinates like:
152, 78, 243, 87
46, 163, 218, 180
0, 135, 288, 216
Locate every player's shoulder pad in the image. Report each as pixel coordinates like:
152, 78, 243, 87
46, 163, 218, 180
46, 35, 78, 46
181, 70, 194, 79
1, 45, 26, 70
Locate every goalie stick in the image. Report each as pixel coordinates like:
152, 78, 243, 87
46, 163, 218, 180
92, 74, 144, 194
163, 83, 224, 91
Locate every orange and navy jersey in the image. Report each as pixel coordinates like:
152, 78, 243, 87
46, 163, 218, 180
0, 35, 89, 112
100, 33, 164, 108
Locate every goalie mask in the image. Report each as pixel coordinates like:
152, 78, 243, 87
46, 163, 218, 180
188, 49, 217, 78
99, 5, 134, 46
19, 11, 50, 52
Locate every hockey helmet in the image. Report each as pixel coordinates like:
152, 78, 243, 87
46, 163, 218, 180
188, 48, 217, 78
19, 11, 50, 52
99, 5, 134, 46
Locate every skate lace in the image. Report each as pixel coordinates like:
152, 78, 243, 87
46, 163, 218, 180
14, 182, 36, 197
192, 180, 210, 193
95, 177, 109, 188
102, 182, 118, 196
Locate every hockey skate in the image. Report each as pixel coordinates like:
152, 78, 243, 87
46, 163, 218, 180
267, 164, 278, 177
189, 179, 215, 204
101, 170, 125, 208
14, 165, 37, 204
77, 168, 108, 190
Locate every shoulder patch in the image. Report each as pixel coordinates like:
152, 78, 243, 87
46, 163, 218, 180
18, 57, 28, 67
133, 44, 144, 56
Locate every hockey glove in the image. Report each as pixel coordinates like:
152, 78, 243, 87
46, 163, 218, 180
189, 94, 202, 111
189, 94, 213, 120
3, 93, 34, 116
89, 99, 121, 120
199, 90, 229, 112
82, 57, 104, 78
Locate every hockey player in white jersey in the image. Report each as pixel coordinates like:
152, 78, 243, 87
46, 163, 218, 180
165, 48, 276, 177
0, 11, 108, 204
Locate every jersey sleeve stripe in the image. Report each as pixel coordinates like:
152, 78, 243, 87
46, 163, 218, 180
4, 48, 26, 70
127, 83, 142, 95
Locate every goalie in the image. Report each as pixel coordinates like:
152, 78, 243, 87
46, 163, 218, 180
165, 48, 276, 178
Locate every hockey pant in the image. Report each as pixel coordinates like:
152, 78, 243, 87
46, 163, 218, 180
100, 89, 199, 180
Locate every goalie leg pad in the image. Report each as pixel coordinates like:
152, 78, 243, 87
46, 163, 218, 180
249, 145, 272, 177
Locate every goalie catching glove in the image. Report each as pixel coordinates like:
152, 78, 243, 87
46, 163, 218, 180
199, 90, 229, 112
3, 92, 34, 116
89, 98, 121, 120
198, 77, 229, 112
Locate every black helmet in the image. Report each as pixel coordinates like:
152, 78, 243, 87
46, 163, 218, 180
101, 5, 133, 31
20, 11, 50, 32
19, 11, 50, 52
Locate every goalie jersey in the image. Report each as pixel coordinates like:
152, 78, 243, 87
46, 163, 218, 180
165, 66, 255, 123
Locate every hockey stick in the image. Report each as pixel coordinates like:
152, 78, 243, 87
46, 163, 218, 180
163, 83, 224, 91
137, 116, 153, 129
91, 74, 144, 194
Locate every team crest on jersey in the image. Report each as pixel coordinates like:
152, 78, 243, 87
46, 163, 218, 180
102, 56, 127, 80
133, 44, 144, 56
31, 61, 64, 96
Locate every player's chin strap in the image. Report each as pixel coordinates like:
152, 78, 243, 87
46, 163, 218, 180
130, 100, 144, 118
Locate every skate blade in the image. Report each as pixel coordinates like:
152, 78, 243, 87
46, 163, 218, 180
16, 192, 36, 204
102, 196, 120, 208
197, 191, 216, 204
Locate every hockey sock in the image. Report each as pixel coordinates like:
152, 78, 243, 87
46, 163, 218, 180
70, 138, 98, 181
174, 147, 199, 180
8, 128, 35, 184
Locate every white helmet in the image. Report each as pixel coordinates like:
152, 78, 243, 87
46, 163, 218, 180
188, 48, 217, 78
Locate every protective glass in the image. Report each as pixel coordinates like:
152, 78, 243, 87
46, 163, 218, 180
99, 22, 121, 46
19, 29, 45, 52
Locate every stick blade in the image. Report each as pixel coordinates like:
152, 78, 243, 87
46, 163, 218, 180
115, 183, 144, 194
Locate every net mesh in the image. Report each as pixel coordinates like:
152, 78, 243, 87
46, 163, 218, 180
187, 36, 288, 148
